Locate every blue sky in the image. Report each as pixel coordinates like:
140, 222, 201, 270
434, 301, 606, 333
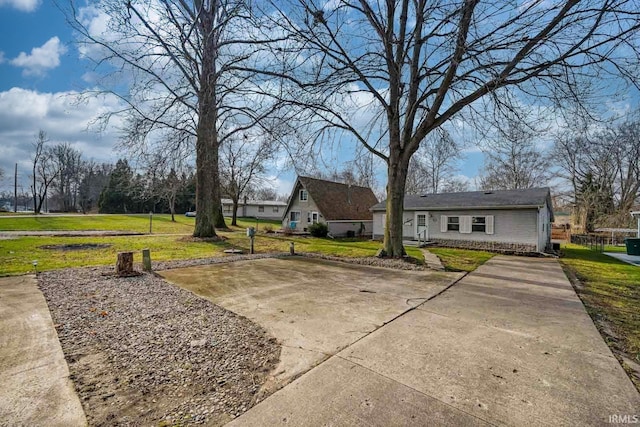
0, 0, 487, 198
3, 1, 634, 200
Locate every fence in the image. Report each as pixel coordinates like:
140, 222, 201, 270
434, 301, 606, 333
570, 234, 606, 252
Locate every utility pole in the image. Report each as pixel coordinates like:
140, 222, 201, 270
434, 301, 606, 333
14, 163, 17, 213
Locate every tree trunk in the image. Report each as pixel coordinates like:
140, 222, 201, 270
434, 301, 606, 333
193, 27, 219, 238
116, 252, 134, 276
231, 198, 238, 226
383, 155, 410, 258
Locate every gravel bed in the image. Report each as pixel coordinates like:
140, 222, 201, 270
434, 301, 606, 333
152, 252, 430, 272
298, 252, 430, 271
38, 267, 280, 426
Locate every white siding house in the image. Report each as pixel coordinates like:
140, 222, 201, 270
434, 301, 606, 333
221, 198, 286, 220
371, 188, 554, 253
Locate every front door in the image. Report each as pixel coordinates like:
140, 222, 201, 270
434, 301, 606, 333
312, 212, 319, 224
415, 212, 428, 240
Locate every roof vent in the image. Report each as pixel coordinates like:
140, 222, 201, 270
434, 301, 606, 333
484, 191, 493, 195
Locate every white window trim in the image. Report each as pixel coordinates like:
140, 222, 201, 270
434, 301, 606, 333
299, 189, 308, 201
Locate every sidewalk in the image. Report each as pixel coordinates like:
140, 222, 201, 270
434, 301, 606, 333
231, 256, 640, 426
0, 275, 86, 427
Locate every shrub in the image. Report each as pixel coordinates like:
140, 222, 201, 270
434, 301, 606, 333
263, 224, 274, 233
282, 226, 294, 236
309, 222, 329, 237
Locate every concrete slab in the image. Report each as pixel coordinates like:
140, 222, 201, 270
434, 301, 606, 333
340, 256, 640, 426
604, 252, 640, 266
0, 275, 86, 427
227, 356, 489, 427
160, 256, 462, 390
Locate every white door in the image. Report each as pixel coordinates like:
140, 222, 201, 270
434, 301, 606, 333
415, 212, 428, 240
312, 212, 319, 224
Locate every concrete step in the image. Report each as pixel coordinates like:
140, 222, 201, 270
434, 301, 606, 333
403, 240, 433, 248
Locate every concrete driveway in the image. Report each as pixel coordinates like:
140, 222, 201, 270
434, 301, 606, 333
226, 256, 640, 426
0, 275, 86, 427
161, 257, 463, 392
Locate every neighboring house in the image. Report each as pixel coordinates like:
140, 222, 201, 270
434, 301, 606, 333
221, 198, 287, 220
371, 187, 554, 253
282, 176, 378, 237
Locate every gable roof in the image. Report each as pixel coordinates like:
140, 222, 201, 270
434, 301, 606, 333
371, 187, 554, 220
285, 176, 378, 221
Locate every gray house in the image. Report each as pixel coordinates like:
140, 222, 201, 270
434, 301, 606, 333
282, 176, 378, 237
371, 188, 554, 253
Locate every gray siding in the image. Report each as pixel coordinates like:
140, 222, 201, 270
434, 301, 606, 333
429, 209, 538, 245
282, 182, 324, 231
222, 201, 284, 220
373, 208, 540, 249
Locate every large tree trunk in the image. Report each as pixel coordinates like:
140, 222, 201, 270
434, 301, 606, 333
384, 155, 410, 258
193, 14, 220, 238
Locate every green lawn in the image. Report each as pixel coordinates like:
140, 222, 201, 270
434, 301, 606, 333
560, 243, 640, 381
0, 213, 495, 276
429, 247, 495, 272
0, 214, 280, 234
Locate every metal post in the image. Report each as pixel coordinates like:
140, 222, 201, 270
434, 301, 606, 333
250, 236, 255, 254
142, 248, 152, 272
149, 211, 153, 234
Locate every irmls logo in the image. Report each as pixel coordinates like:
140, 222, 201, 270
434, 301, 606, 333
609, 414, 640, 424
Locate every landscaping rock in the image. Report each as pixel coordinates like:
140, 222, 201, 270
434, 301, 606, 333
38, 267, 280, 426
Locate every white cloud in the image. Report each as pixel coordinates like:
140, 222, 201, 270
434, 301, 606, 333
0, 51, 5, 64
0, 87, 124, 191
0, 0, 39, 12
10, 37, 67, 76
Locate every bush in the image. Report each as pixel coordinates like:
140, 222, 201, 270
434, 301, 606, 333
309, 222, 329, 237
263, 224, 274, 233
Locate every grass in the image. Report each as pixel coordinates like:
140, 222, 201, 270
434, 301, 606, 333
429, 247, 495, 272
0, 213, 496, 276
559, 243, 640, 383
0, 214, 280, 234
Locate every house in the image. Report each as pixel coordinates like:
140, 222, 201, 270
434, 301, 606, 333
281, 176, 378, 237
371, 187, 554, 253
221, 198, 287, 220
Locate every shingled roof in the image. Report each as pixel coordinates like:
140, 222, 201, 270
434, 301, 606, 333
290, 176, 378, 221
371, 187, 553, 220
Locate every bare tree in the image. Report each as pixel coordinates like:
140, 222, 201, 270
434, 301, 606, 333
220, 134, 275, 226
30, 131, 62, 214
51, 143, 84, 212
553, 113, 640, 230
65, 0, 282, 237
31, 130, 48, 214
479, 119, 552, 190
269, 0, 640, 256
406, 130, 462, 194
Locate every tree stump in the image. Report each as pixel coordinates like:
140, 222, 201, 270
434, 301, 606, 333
116, 252, 134, 276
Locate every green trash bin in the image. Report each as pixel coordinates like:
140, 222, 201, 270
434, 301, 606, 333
625, 238, 640, 256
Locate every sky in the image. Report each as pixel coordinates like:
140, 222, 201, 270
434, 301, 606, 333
1, 1, 635, 200
0, 0, 487, 199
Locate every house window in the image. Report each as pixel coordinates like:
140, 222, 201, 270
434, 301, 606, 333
307, 212, 311, 223
472, 216, 486, 232
273, 206, 279, 213
300, 189, 308, 201
290, 211, 300, 222
417, 215, 426, 227
447, 216, 460, 231
258, 206, 264, 213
